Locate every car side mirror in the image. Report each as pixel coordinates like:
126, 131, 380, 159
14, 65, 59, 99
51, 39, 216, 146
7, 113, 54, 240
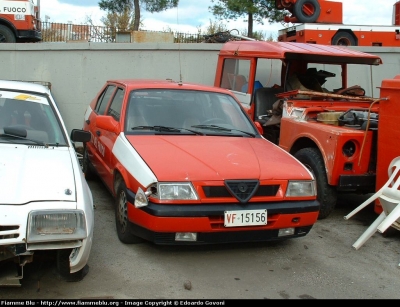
96, 115, 120, 134
70, 129, 91, 143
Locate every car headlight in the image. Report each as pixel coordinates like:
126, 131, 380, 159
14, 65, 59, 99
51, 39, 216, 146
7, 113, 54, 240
27, 210, 87, 243
158, 182, 198, 200
286, 180, 316, 197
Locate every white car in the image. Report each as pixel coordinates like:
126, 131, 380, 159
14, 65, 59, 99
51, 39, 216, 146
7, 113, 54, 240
0, 80, 93, 285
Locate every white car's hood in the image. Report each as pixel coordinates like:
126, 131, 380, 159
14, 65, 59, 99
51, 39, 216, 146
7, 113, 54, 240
0, 145, 77, 204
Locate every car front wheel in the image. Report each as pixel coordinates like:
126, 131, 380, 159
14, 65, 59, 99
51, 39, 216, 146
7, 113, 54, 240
56, 249, 89, 282
115, 181, 144, 244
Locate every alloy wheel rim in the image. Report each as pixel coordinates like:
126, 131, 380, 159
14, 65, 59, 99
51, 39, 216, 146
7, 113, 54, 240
118, 191, 128, 233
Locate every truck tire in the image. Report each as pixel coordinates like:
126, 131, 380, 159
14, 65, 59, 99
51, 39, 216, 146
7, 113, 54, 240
332, 31, 357, 46
0, 25, 16, 43
293, 0, 321, 23
294, 147, 337, 219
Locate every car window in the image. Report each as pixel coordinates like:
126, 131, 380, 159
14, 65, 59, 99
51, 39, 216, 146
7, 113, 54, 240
0, 90, 67, 145
107, 87, 124, 121
125, 89, 256, 135
95, 85, 116, 115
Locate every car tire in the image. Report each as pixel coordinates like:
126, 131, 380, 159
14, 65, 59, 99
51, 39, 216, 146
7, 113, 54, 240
293, 0, 321, 23
294, 147, 337, 219
82, 146, 95, 180
0, 25, 16, 43
115, 181, 144, 244
56, 249, 89, 282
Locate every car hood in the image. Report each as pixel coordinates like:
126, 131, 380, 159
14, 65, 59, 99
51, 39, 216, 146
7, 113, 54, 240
0, 145, 76, 204
126, 135, 312, 181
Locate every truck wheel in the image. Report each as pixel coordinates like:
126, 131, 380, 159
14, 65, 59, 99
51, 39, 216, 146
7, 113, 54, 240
56, 249, 89, 282
115, 181, 144, 244
294, 148, 337, 219
0, 25, 16, 43
293, 0, 321, 23
332, 32, 357, 46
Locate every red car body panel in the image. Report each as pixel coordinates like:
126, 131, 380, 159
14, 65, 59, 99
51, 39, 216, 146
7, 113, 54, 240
126, 135, 311, 181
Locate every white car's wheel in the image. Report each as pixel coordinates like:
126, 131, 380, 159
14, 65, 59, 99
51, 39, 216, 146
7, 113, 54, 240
56, 249, 89, 282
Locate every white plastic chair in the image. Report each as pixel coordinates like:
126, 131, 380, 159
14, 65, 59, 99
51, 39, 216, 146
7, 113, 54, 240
344, 156, 400, 264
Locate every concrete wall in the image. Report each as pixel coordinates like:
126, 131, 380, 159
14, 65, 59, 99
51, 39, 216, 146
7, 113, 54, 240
0, 43, 399, 134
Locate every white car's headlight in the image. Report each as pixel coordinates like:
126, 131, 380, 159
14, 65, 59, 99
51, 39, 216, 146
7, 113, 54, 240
286, 181, 316, 197
158, 182, 198, 200
27, 210, 87, 243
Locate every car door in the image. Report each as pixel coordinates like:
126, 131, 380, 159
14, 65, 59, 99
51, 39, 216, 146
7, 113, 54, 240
87, 84, 116, 182
100, 87, 125, 189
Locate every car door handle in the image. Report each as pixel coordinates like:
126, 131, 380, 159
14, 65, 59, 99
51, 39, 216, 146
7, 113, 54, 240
96, 130, 100, 136
86, 119, 90, 124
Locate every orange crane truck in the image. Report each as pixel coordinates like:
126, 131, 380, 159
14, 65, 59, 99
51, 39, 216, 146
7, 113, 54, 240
275, 0, 400, 46
213, 40, 400, 219
0, 0, 41, 43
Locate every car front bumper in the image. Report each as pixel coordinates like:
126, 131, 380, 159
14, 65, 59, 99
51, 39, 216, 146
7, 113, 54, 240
0, 202, 93, 273
126, 189, 320, 245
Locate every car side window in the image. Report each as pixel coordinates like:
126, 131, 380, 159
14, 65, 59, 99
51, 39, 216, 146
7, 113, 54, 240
107, 87, 124, 121
95, 85, 116, 115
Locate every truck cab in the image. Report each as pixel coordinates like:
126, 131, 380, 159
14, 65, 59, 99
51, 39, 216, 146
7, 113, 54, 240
214, 40, 400, 219
0, 0, 42, 43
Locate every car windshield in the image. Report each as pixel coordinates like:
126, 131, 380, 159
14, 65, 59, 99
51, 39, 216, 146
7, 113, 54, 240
125, 89, 257, 136
0, 90, 67, 145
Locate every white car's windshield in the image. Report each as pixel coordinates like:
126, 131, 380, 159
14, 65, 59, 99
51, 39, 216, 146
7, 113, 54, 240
125, 89, 257, 136
0, 90, 67, 145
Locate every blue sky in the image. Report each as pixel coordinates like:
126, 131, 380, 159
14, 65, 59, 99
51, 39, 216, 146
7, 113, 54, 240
37, 0, 396, 38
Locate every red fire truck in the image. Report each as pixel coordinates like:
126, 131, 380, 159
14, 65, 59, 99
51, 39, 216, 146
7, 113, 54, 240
276, 0, 400, 46
213, 40, 400, 219
0, 0, 41, 43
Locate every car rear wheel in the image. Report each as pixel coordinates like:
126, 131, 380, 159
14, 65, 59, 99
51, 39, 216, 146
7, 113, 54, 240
56, 249, 89, 282
115, 181, 144, 244
294, 147, 337, 219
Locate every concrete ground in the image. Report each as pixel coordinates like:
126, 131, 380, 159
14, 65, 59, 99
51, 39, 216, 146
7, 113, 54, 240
1, 177, 400, 299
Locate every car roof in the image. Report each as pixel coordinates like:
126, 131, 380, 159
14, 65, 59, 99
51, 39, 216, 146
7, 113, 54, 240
219, 41, 383, 65
105, 79, 236, 94
0, 79, 51, 94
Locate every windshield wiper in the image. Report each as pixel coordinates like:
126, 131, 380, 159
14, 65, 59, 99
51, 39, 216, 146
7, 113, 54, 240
1, 127, 47, 146
191, 124, 255, 137
131, 125, 180, 132
178, 127, 204, 135
191, 124, 230, 131
131, 125, 203, 135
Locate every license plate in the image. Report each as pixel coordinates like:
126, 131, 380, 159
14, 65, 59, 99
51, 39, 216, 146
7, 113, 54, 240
224, 209, 267, 227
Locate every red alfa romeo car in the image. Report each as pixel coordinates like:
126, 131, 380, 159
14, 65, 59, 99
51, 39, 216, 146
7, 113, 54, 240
82, 79, 320, 245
